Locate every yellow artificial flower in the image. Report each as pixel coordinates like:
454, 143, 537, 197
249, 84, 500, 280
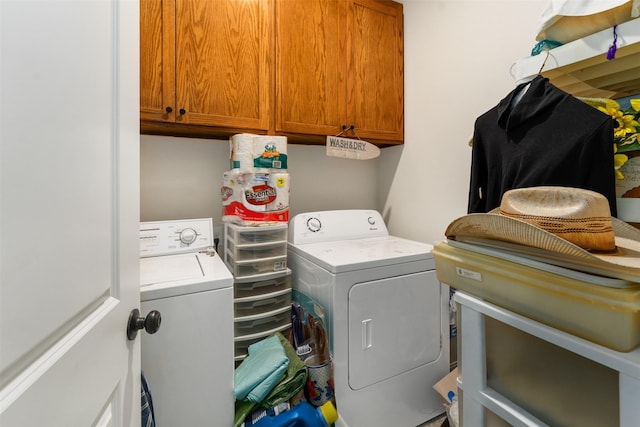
581, 97, 640, 180
613, 143, 629, 180
616, 114, 640, 139
597, 100, 640, 139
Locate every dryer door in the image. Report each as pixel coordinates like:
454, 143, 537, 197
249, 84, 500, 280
348, 270, 442, 390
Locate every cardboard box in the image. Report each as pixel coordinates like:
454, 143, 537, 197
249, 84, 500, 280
433, 367, 458, 403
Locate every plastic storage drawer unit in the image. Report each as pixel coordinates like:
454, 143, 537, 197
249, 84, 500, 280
224, 222, 288, 279
433, 240, 640, 352
226, 221, 293, 364
454, 291, 640, 427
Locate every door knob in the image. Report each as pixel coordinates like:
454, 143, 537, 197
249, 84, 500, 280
127, 308, 161, 340
165, 106, 173, 113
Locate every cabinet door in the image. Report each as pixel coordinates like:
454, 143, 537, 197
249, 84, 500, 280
347, 0, 403, 142
175, 0, 272, 130
140, 0, 176, 122
275, 0, 347, 137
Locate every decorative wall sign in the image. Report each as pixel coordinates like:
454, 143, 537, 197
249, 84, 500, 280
326, 136, 380, 160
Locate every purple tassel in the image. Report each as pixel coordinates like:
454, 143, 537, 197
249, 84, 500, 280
607, 25, 618, 60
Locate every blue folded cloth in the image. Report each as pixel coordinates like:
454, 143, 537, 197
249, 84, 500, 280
234, 335, 290, 403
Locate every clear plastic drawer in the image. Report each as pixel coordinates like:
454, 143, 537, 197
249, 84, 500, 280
234, 288, 292, 318
226, 240, 287, 261
225, 252, 287, 279
234, 269, 292, 299
225, 222, 288, 245
234, 306, 290, 337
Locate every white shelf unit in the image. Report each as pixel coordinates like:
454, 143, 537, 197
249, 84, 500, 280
513, 18, 640, 98
455, 291, 640, 427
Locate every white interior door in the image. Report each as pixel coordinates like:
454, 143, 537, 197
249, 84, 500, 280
0, 1, 140, 426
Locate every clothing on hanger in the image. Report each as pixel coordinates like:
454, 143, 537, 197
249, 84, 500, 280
510, 82, 531, 107
468, 75, 617, 216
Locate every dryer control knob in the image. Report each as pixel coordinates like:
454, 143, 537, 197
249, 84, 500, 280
306, 217, 322, 233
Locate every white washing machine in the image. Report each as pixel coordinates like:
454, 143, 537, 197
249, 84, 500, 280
288, 210, 449, 427
139, 218, 234, 426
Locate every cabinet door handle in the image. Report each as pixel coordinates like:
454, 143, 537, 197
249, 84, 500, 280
179, 108, 186, 115
165, 106, 173, 113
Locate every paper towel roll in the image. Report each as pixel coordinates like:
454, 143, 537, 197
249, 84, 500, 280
264, 172, 290, 212
252, 136, 288, 170
221, 170, 290, 225
230, 134, 288, 172
229, 133, 255, 172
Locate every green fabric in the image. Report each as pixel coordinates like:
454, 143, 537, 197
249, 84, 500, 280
234, 400, 256, 427
234, 335, 289, 402
233, 332, 308, 427
259, 332, 308, 408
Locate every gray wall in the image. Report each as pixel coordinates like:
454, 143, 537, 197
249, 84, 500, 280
381, 0, 545, 245
140, 136, 378, 236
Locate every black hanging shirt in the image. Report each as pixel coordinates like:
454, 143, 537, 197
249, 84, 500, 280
468, 75, 617, 216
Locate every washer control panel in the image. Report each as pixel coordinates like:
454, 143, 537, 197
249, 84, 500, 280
140, 218, 214, 257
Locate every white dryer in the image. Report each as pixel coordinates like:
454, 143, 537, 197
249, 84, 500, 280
139, 218, 234, 426
287, 210, 449, 427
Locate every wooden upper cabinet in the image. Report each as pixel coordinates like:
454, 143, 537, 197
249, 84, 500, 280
140, 0, 403, 145
140, 0, 176, 122
140, 0, 272, 133
347, 0, 404, 143
276, 0, 404, 144
275, 0, 347, 138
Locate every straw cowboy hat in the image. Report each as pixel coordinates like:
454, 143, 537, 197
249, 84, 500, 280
445, 186, 640, 282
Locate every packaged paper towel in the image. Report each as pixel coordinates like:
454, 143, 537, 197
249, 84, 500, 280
221, 170, 290, 225
230, 134, 288, 172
